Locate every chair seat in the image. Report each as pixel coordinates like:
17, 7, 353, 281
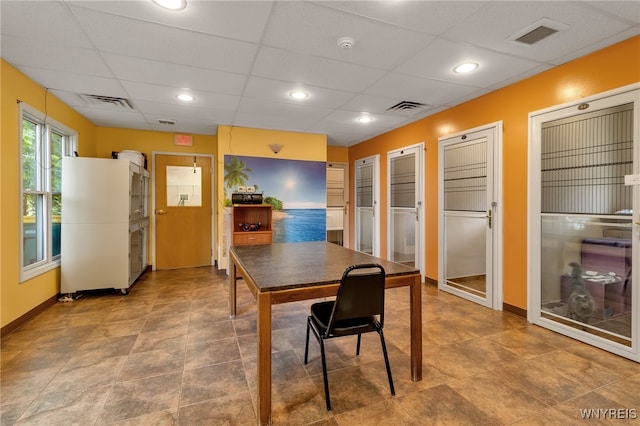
311, 301, 378, 336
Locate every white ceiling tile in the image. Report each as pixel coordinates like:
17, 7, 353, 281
72, 0, 275, 42
68, 5, 259, 74
19, 68, 127, 99
316, 1, 489, 36
0, 1, 92, 48
396, 38, 543, 88
442, 1, 635, 63
252, 46, 387, 93
102, 54, 247, 95
364, 73, 479, 107
264, 1, 434, 70
119, 81, 241, 111
1, 35, 113, 77
243, 77, 356, 109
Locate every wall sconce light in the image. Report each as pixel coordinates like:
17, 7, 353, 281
269, 143, 283, 154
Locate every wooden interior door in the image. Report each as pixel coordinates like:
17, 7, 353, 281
155, 154, 212, 269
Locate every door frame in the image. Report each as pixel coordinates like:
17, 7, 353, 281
151, 151, 215, 271
354, 155, 380, 257
528, 83, 640, 361
327, 161, 350, 248
438, 122, 503, 310
387, 143, 425, 280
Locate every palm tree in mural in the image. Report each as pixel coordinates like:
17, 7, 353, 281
224, 156, 251, 198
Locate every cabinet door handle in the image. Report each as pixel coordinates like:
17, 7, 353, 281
156, 209, 167, 215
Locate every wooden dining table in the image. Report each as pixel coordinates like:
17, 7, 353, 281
228, 241, 423, 425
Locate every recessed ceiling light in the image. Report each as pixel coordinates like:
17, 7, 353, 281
356, 114, 373, 123
152, 0, 187, 10
453, 62, 479, 74
289, 90, 309, 100
177, 93, 195, 102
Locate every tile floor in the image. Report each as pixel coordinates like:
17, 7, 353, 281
1, 267, 639, 425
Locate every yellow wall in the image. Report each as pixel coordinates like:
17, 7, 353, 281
348, 35, 640, 310
216, 125, 327, 264
1, 60, 98, 328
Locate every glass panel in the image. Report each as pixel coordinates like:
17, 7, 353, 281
22, 118, 38, 191
23, 193, 44, 266
539, 103, 634, 347
326, 168, 344, 207
166, 166, 202, 206
540, 215, 632, 346
390, 154, 415, 208
52, 193, 62, 257
356, 163, 373, 208
390, 210, 415, 266
445, 213, 486, 297
443, 140, 487, 212
50, 131, 63, 193
357, 208, 373, 254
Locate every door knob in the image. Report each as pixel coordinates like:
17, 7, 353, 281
156, 209, 167, 215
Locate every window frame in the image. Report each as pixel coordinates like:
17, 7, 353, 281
19, 102, 77, 282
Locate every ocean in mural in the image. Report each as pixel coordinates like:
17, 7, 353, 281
224, 155, 327, 243
273, 209, 326, 243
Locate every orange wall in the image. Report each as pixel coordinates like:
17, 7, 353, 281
348, 35, 640, 310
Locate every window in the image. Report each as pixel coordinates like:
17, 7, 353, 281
20, 103, 76, 281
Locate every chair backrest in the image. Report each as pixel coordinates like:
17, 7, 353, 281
327, 263, 386, 332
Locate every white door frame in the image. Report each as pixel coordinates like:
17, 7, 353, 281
387, 143, 425, 280
354, 155, 380, 257
528, 83, 640, 361
438, 122, 503, 310
327, 162, 350, 248
151, 151, 215, 270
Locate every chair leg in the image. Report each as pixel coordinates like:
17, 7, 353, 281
378, 329, 395, 396
356, 333, 362, 355
304, 318, 311, 364
319, 338, 331, 411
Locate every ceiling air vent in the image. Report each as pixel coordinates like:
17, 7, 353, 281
386, 101, 427, 112
80, 94, 134, 109
157, 119, 177, 126
515, 26, 558, 45
509, 18, 568, 45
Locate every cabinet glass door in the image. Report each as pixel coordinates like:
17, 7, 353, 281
355, 156, 379, 256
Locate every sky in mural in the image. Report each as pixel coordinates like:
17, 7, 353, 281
225, 155, 326, 209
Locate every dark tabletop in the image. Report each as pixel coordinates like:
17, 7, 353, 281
231, 241, 419, 292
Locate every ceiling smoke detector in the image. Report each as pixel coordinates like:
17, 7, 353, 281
337, 37, 355, 49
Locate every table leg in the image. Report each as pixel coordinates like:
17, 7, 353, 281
256, 291, 272, 425
410, 275, 422, 381
229, 261, 237, 318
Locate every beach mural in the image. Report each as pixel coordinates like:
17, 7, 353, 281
224, 155, 326, 242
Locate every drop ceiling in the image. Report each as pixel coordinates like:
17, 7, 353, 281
1, 1, 638, 147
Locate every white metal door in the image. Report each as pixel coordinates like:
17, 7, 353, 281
354, 155, 379, 256
529, 85, 639, 361
439, 123, 502, 309
387, 144, 424, 276
326, 162, 349, 247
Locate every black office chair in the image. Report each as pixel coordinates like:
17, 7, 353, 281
304, 263, 395, 411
